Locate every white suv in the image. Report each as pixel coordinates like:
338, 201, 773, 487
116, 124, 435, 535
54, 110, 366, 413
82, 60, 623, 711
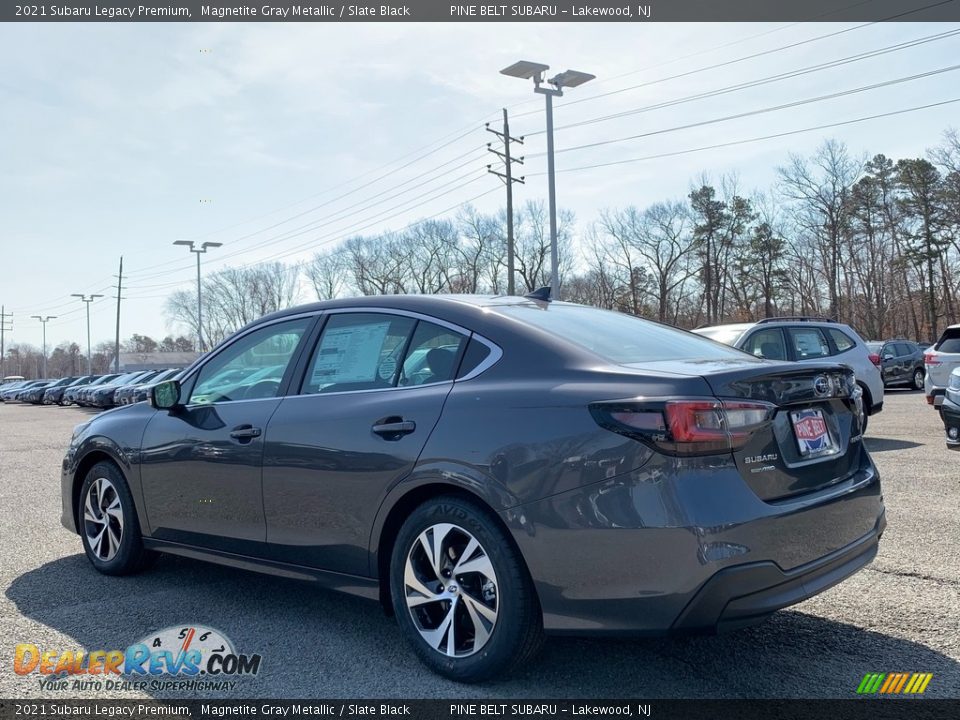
694, 317, 884, 429
924, 323, 960, 408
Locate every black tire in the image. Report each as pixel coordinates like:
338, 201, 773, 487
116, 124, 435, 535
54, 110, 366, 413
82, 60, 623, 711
912, 367, 925, 391
389, 495, 544, 682
78, 461, 157, 576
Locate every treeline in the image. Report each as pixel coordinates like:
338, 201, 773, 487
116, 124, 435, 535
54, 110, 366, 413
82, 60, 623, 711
2, 334, 195, 379
159, 132, 960, 344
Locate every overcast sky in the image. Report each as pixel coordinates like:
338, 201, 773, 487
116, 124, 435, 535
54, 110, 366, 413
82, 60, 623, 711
1, 21, 958, 350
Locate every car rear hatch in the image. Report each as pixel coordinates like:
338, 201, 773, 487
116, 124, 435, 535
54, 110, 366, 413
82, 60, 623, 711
926, 326, 960, 387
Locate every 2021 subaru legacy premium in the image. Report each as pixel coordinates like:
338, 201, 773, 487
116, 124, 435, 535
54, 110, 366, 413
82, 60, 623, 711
62, 294, 885, 682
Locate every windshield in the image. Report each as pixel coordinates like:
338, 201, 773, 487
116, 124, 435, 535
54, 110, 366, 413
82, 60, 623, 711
498, 304, 747, 363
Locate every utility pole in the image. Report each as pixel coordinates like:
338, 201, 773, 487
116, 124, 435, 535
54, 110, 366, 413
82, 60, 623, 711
0, 306, 12, 378
486, 109, 525, 296
30, 315, 57, 377
71, 294, 104, 375
114, 256, 124, 373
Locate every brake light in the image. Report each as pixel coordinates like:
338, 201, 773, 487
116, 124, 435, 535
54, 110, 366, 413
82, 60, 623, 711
925, 353, 941, 366
868, 353, 881, 367
591, 399, 775, 456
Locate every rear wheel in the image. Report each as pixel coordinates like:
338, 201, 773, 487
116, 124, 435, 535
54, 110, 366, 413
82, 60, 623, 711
389, 495, 543, 682
78, 461, 156, 576
912, 367, 925, 390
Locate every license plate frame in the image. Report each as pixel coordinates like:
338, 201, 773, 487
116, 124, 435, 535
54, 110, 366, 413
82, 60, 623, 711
790, 408, 837, 457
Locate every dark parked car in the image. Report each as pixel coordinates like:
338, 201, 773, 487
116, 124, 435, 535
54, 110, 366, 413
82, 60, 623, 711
3, 379, 52, 402
87, 371, 155, 409
941, 368, 960, 450
117, 368, 183, 405
865, 340, 925, 390
63, 374, 119, 405
23, 377, 77, 404
62, 295, 884, 682
44, 376, 95, 405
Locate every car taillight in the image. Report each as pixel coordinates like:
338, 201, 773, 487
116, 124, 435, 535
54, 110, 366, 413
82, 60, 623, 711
591, 399, 775, 456
868, 353, 881, 366
924, 353, 941, 366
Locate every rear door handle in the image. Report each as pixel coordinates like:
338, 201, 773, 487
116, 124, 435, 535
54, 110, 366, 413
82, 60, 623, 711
229, 424, 262, 441
372, 418, 416, 439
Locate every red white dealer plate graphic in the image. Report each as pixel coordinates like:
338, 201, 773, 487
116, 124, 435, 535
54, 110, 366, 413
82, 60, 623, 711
790, 408, 836, 457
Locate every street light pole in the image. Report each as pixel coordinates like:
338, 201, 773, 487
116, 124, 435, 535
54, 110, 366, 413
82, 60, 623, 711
173, 240, 222, 352
501, 61, 595, 300
30, 315, 57, 377
71, 294, 104, 375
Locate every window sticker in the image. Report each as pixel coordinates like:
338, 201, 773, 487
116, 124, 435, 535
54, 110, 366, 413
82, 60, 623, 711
310, 321, 391, 387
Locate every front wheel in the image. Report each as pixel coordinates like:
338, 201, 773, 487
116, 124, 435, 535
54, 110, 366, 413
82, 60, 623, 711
389, 496, 543, 682
78, 461, 156, 575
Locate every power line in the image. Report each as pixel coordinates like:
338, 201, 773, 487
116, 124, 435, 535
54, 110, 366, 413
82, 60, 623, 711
509, 0, 957, 120
529, 97, 960, 176
524, 27, 960, 139
531, 63, 960, 158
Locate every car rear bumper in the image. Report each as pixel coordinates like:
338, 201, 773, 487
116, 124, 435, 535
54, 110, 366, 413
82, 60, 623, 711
672, 513, 883, 632
506, 450, 883, 635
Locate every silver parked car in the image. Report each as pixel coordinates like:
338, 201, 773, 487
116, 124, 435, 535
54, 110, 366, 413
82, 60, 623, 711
694, 317, 884, 430
924, 324, 960, 408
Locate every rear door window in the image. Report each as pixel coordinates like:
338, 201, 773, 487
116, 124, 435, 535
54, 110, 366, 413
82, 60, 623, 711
398, 321, 467, 387
787, 327, 831, 359
303, 313, 416, 394
741, 328, 788, 360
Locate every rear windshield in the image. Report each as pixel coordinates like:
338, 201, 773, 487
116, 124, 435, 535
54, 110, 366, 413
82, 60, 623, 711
937, 329, 960, 354
693, 326, 749, 346
498, 304, 746, 363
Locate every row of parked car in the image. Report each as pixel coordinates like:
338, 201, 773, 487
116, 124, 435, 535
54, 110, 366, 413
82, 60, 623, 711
0, 368, 182, 409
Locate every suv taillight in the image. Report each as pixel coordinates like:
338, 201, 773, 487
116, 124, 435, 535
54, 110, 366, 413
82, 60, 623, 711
925, 353, 941, 366
591, 399, 775, 456
868, 353, 881, 367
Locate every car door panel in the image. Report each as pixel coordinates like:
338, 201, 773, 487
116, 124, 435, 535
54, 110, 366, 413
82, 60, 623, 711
261, 383, 452, 574
138, 316, 314, 555
139, 399, 282, 553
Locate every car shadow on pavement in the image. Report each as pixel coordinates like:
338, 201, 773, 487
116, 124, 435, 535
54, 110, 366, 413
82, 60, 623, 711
863, 437, 924, 452
7, 554, 960, 699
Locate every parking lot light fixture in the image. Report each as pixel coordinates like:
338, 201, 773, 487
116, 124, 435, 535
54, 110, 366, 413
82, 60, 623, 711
71, 294, 104, 375
500, 60, 595, 300
173, 240, 222, 353
30, 315, 57, 377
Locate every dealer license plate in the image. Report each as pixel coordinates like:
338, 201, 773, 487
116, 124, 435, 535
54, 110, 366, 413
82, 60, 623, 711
790, 408, 836, 457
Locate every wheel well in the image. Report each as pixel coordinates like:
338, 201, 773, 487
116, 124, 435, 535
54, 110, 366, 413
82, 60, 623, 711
71, 451, 120, 532
375, 483, 534, 616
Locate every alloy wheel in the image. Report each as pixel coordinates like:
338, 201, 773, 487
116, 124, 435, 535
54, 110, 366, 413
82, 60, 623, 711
83, 477, 124, 562
403, 523, 499, 658
913, 368, 925, 390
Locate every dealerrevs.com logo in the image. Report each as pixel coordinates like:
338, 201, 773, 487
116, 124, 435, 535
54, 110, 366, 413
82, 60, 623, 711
13, 625, 262, 692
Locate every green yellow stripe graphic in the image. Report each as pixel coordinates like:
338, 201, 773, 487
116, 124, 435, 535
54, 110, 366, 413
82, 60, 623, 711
857, 672, 933, 694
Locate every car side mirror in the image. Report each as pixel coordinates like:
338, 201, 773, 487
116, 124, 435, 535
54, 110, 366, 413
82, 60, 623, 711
151, 380, 183, 410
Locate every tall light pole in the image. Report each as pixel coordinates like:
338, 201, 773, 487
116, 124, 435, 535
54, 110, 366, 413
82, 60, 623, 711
501, 61, 595, 300
31, 315, 57, 377
173, 240, 222, 352
71, 294, 104, 375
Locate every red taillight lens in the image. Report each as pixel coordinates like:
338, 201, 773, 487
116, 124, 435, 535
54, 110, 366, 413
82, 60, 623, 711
592, 399, 775, 456
868, 353, 881, 366
925, 353, 941, 366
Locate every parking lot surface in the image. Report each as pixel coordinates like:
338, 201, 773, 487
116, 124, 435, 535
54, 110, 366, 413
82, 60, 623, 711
1, 391, 958, 699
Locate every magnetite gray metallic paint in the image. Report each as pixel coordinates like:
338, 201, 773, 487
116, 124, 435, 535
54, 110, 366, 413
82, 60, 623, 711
62, 294, 884, 635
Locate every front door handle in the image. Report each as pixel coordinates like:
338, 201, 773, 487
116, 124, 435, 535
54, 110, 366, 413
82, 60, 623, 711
229, 424, 262, 441
372, 418, 416, 439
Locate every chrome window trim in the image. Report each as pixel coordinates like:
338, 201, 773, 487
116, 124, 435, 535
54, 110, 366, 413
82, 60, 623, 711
458, 333, 503, 382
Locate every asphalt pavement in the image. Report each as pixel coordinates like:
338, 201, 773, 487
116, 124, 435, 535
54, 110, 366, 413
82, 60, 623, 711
1, 390, 957, 699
